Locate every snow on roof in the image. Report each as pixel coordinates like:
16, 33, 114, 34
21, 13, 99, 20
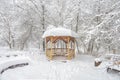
42, 27, 79, 38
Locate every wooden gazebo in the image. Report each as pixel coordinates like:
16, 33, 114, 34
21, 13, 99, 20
42, 27, 78, 60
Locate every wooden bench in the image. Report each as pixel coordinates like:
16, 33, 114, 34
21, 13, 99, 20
107, 67, 120, 73
1, 63, 29, 74
113, 61, 120, 66
107, 61, 120, 73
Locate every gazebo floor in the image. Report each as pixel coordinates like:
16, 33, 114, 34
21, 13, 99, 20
53, 56, 67, 60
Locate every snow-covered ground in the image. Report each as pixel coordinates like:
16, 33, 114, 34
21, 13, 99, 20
0, 47, 120, 80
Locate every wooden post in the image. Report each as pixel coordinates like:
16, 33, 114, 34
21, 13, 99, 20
113, 49, 116, 54
45, 38, 47, 57
67, 37, 70, 60
50, 37, 53, 60
73, 39, 76, 57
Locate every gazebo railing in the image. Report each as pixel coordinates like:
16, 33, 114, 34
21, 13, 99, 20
46, 48, 75, 60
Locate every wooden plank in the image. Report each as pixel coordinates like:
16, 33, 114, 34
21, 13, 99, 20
45, 38, 47, 56
67, 37, 71, 60
73, 39, 75, 57
50, 37, 53, 60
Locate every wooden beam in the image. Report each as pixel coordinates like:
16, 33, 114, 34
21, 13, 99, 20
50, 37, 53, 60
45, 38, 47, 56
67, 37, 70, 59
73, 39, 76, 57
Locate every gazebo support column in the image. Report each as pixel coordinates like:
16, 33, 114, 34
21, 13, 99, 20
73, 40, 75, 57
54, 43, 55, 55
49, 37, 53, 60
66, 37, 71, 60
45, 39, 48, 57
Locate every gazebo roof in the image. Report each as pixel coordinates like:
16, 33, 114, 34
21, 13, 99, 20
42, 27, 79, 38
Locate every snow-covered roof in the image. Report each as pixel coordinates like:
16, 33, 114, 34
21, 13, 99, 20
42, 27, 79, 38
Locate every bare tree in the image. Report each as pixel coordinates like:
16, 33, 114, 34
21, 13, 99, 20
0, 12, 15, 49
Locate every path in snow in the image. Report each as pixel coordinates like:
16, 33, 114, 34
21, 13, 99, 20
1, 55, 120, 80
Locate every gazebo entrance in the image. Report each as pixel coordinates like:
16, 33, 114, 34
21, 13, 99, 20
45, 36, 75, 60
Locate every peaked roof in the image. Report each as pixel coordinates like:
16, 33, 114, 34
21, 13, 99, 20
42, 27, 78, 38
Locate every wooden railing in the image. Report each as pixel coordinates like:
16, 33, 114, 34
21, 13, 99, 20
46, 48, 75, 60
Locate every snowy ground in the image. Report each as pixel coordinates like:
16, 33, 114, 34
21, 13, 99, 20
0, 47, 120, 80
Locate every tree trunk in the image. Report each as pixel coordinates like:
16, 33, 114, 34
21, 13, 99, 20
42, 5, 45, 51
76, 14, 79, 33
